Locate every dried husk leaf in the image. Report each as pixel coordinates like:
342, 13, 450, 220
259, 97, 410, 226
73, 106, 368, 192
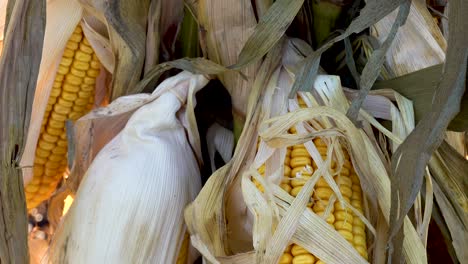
445, 131, 466, 157
66, 72, 206, 192
185, 39, 427, 263
206, 123, 234, 173
144, 0, 184, 73
0, 0, 45, 262
48, 72, 208, 263
79, 0, 150, 99
198, 0, 258, 125
371, 0, 446, 77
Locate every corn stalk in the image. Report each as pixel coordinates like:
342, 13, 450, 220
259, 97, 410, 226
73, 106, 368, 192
0, 0, 45, 262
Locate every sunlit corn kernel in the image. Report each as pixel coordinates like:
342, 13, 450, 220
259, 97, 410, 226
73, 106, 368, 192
55, 74, 65, 82
280, 183, 292, 193
45, 161, 61, 170
79, 42, 94, 54
48, 154, 63, 162
65, 73, 83, 85
57, 140, 67, 148
50, 112, 67, 122
291, 148, 309, 158
313, 187, 333, 200
279, 253, 293, 264
69, 32, 83, 42
70, 67, 86, 78
335, 175, 352, 187
291, 156, 312, 168
38, 140, 55, 151
291, 253, 315, 264
75, 98, 90, 106
73, 61, 90, 71
316, 211, 335, 224
352, 184, 362, 192
338, 230, 354, 243
57, 65, 70, 75
339, 186, 353, 198
25, 184, 40, 193
312, 200, 334, 213
335, 211, 353, 222
83, 76, 96, 85
315, 177, 330, 187
291, 245, 309, 256
66, 41, 79, 50
353, 225, 365, 236
62, 48, 75, 58
75, 50, 91, 62
334, 220, 353, 232
291, 166, 313, 178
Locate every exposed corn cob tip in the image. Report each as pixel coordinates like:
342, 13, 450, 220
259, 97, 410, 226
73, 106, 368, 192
252, 96, 368, 263
25, 25, 101, 209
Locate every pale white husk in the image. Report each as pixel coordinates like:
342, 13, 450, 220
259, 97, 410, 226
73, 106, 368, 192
371, 0, 446, 77
47, 71, 208, 263
185, 39, 427, 263
20, 0, 113, 185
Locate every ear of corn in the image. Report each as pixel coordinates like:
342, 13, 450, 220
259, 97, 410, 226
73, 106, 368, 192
254, 97, 368, 263
25, 25, 100, 209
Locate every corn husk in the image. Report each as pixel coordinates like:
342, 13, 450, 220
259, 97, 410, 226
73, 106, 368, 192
47, 71, 208, 263
371, 0, 446, 77
20, 0, 112, 186
185, 38, 427, 263
198, 0, 258, 135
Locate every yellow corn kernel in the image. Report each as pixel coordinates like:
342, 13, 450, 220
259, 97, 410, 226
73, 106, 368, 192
86, 68, 100, 78
291, 254, 315, 264
279, 253, 293, 264
291, 245, 309, 256
70, 67, 86, 78
65, 73, 83, 85
80, 43, 94, 54
338, 230, 354, 243
290, 156, 312, 168
334, 221, 353, 232
334, 211, 353, 222
75, 50, 91, 62
69, 32, 83, 42
313, 187, 333, 200
25, 25, 99, 209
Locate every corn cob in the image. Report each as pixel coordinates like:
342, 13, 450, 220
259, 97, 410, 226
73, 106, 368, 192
25, 25, 100, 209
254, 98, 368, 263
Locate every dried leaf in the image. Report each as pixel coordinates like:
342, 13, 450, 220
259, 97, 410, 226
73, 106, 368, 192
0, 0, 45, 262
290, 0, 409, 97
198, 0, 258, 120
80, 0, 150, 99
135, 57, 234, 93
374, 64, 468, 131
230, 0, 304, 69
346, 1, 411, 124
388, 0, 468, 260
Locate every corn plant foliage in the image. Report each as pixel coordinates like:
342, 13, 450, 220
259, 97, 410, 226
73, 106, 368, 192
0, 0, 45, 262
388, 0, 467, 260
374, 64, 468, 132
